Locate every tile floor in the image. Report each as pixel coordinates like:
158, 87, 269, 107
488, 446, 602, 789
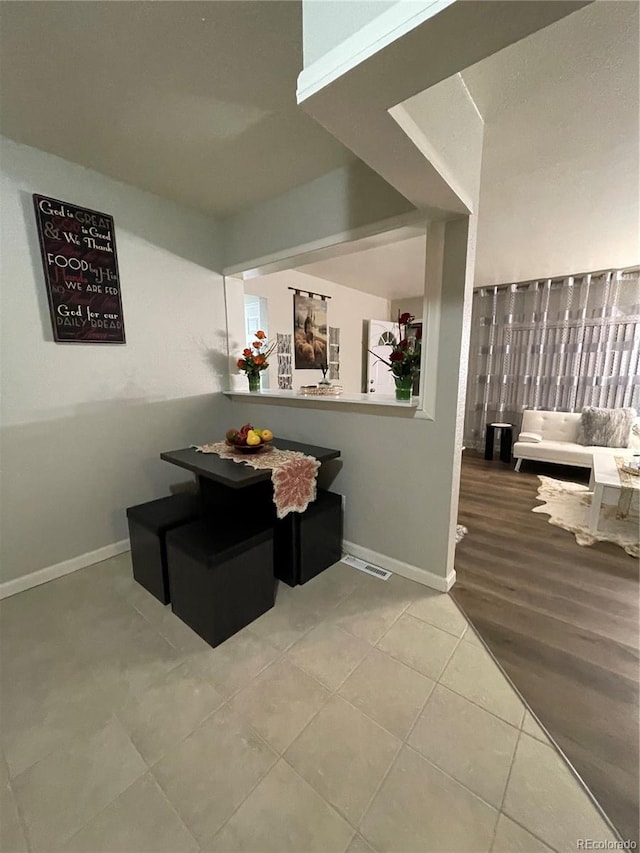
0, 554, 620, 853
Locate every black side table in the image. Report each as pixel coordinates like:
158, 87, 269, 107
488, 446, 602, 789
485, 422, 513, 463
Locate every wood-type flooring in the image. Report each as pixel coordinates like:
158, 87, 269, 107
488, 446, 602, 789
452, 452, 639, 843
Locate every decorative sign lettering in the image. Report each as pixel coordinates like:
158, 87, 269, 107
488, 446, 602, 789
33, 194, 126, 344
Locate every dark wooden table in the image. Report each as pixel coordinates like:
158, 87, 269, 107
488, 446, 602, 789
161, 438, 343, 587
161, 439, 340, 489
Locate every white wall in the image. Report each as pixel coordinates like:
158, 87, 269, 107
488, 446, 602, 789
298, 232, 426, 302
471, 1, 640, 286
264, 0, 489, 588
0, 138, 227, 587
238, 269, 389, 394
390, 296, 423, 321
390, 73, 484, 213
222, 161, 414, 271
225, 218, 474, 590
302, 0, 396, 67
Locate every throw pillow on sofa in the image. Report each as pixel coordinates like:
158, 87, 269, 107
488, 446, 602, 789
577, 406, 637, 448
518, 432, 543, 443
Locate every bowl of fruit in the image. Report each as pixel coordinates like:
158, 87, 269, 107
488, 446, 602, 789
225, 424, 274, 453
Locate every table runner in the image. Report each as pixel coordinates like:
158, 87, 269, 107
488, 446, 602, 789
614, 456, 640, 519
192, 442, 320, 519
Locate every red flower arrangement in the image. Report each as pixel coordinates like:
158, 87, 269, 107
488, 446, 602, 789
370, 312, 421, 380
368, 312, 421, 400
237, 330, 276, 378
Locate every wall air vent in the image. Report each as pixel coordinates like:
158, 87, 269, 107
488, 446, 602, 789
341, 554, 391, 580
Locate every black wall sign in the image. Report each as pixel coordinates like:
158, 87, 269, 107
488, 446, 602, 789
33, 194, 126, 344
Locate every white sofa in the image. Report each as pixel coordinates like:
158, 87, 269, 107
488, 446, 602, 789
513, 410, 640, 470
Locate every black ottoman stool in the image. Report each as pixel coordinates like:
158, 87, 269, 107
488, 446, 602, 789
166, 519, 275, 647
126, 494, 199, 604
275, 489, 343, 587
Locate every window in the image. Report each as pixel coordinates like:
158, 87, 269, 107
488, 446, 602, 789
244, 295, 270, 388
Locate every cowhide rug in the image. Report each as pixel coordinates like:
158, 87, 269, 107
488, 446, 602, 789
533, 476, 639, 558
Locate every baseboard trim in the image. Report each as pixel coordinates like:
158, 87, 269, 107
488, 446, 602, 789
343, 540, 455, 592
1, 537, 455, 600
0, 540, 130, 600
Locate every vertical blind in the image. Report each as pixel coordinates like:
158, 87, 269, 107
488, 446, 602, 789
463, 267, 640, 448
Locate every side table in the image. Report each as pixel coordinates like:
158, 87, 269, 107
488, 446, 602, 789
485, 422, 514, 463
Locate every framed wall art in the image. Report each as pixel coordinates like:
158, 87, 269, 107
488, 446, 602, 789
293, 292, 327, 369
33, 194, 126, 344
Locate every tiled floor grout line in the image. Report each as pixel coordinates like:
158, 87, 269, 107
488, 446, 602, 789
487, 726, 523, 853
237, 658, 335, 762
7, 561, 622, 852
17, 714, 143, 853
402, 631, 466, 739
275, 757, 366, 851
122, 571, 464, 690
347, 832, 374, 853
434, 625, 466, 674
496, 719, 565, 853
121, 577, 361, 738
360, 622, 535, 833
70, 713, 157, 848
494, 719, 580, 853
259, 644, 385, 764
269, 576, 418, 695
358, 623, 529, 831
288, 658, 356, 698
264, 640, 516, 845
149, 777, 202, 852
429, 680, 524, 730
89, 574, 524, 850
349, 737, 405, 848
369, 625, 531, 828
401, 740, 505, 816
139, 578, 378, 847
141, 631, 288, 839
174, 579, 360, 703
190, 749, 281, 850
112, 688, 215, 767
374, 612, 466, 660
499, 811, 563, 853
151, 638, 309, 762
213, 583, 424, 844
430, 626, 528, 730
399, 606, 466, 638
283, 616, 505, 844
62, 766, 201, 853
7, 702, 136, 783
451, 596, 624, 843
5, 771, 34, 853
46, 586, 288, 849
180, 619, 381, 848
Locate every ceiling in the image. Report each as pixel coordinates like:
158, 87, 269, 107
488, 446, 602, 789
293, 1, 639, 298
459, 1, 636, 127
393, 1, 637, 203
0, 1, 356, 217
298, 230, 427, 300
459, 0, 639, 284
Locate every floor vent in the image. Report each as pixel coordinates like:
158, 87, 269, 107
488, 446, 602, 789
341, 554, 392, 580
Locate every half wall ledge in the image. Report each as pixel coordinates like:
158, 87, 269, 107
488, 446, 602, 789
223, 388, 419, 412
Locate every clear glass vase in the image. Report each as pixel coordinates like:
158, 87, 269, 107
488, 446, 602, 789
247, 373, 261, 392
394, 375, 413, 401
